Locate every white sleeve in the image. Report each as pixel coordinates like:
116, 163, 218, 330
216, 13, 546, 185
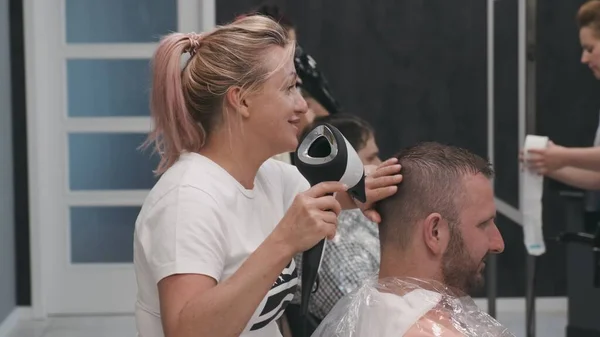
140, 185, 227, 284
280, 163, 311, 210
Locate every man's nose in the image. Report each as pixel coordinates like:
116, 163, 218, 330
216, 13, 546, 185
489, 224, 505, 254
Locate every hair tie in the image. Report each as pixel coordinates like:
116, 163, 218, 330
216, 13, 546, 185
185, 33, 202, 56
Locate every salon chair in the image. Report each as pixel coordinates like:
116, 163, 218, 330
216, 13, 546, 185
558, 190, 600, 337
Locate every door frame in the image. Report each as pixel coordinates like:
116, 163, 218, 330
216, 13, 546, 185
24, 0, 216, 319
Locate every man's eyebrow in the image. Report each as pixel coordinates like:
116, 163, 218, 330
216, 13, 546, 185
479, 214, 496, 225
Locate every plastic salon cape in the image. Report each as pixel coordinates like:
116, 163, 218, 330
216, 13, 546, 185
311, 277, 514, 337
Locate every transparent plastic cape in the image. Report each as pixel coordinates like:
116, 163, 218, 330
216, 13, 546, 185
311, 277, 515, 337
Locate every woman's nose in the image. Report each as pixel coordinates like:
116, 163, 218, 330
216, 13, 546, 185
296, 93, 308, 114
582, 51, 590, 64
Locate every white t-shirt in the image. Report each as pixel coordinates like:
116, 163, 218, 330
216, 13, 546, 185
133, 152, 310, 337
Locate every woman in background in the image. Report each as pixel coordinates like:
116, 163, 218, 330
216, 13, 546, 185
133, 15, 402, 337
525, 0, 600, 192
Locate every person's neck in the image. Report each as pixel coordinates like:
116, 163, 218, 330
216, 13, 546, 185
199, 129, 270, 189
378, 248, 443, 284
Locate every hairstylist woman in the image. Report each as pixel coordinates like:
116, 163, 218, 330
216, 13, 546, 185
133, 16, 402, 337
524, 0, 600, 190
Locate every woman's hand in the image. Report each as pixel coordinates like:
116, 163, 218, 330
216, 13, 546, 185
272, 181, 347, 254
520, 141, 569, 174
359, 158, 403, 223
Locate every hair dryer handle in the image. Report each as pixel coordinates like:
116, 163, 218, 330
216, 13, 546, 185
300, 192, 335, 316
301, 239, 325, 314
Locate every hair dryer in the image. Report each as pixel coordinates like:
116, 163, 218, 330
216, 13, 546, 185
293, 123, 367, 332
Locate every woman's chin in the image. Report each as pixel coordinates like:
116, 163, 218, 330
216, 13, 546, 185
282, 136, 299, 154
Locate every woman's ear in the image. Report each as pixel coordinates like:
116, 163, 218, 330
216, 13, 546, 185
423, 213, 450, 255
225, 86, 250, 118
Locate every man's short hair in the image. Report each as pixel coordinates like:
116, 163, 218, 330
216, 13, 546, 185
376, 142, 494, 250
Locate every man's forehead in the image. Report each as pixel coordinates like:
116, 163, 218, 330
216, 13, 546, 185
459, 175, 494, 214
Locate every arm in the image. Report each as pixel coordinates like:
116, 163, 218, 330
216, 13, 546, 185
160, 233, 295, 337
560, 147, 600, 171
546, 166, 600, 190
526, 143, 600, 173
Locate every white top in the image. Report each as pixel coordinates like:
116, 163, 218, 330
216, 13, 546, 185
271, 152, 292, 164
133, 152, 310, 337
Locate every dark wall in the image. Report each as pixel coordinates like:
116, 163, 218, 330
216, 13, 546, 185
219, 0, 488, 159
493, 0, 519, 210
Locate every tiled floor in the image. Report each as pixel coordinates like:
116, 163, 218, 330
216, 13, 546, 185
8, 315, 136, 337
7, 311, 567, 337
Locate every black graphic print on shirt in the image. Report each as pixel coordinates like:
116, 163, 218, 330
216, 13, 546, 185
249, 259, 298, 331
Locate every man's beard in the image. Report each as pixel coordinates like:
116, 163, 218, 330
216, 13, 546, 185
441, 226, 486, 296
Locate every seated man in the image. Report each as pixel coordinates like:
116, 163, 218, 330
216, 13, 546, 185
312, 142, 513, 337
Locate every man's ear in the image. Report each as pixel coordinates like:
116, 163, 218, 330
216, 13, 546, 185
423, 213, 449, 255
225, 86, 250, 118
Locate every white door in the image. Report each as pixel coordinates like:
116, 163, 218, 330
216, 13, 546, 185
24, 0, 215, 316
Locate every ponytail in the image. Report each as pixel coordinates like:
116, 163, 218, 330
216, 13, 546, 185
145, 33, 206, 175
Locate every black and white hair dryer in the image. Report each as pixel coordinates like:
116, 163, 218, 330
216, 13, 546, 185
293, 123, 367, 327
